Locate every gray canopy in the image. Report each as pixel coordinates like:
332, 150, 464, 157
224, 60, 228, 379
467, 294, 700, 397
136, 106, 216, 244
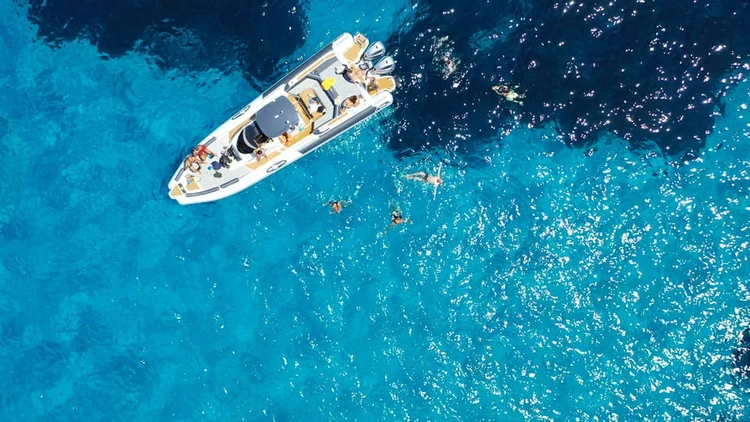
256, 96, 299, 138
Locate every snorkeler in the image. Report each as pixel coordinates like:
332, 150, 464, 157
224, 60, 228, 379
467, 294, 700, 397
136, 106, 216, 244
405, 163, 444, 198
492, 85, 526, 105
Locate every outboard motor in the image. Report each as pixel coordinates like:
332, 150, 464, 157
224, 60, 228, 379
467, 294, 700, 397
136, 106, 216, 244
371, 56, 395, 75
363, 41, 386, 63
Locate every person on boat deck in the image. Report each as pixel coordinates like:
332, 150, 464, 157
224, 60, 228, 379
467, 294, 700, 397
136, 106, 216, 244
405, 171, 443, 186
280, 131, 292, 146
323, 200, 350, 214
366, 78, 379, 93
492, 85, 525, 105
386, 208, 411, 232
192, 144, 214, 161
308, 96, 322, 111
342, 95, 361, 110
346, 65, 375, 86
184, 155, 202, 172
345, 65, 365, 81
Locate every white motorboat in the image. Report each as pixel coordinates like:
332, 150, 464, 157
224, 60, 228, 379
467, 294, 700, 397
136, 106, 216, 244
167, 32, 396, 205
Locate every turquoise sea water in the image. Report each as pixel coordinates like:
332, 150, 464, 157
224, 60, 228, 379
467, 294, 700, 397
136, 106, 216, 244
1, 0, 750, 420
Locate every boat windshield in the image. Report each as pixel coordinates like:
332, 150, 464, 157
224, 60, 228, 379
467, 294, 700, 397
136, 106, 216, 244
237, 121, 267, 154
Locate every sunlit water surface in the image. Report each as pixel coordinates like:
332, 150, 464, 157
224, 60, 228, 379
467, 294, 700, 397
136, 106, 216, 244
1, 0, 749, 420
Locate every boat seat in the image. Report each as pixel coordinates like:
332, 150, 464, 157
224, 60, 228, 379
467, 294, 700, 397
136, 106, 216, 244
288, 94, 313, 120
245, 151, 282, 170
296, 52, 336, 82
321, 84, 340, 106
310, 57, 339, 79
343, 33, 369, 63
315, 110, 349, 134
169, 185, 183, 198
367, 76, 396, 95
284, 95, 314, 146
185, 176, 200, 191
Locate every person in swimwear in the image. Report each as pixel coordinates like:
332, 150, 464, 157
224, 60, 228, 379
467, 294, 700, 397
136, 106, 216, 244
342, 95, 361, 110
443, 56, 456, 77
346, 65, 367, 82
366, 77, 379, 94
404, 171, 443, 186
308, 96, 325, 114
346, 65, 376, 90
386, 208, 411, 232
323, 200, 350, 214
280, 132, 292, 146
492, 85, 525, 105
184, 155, 202, 172
192, 144, 214, 161
405, 163, 444, 198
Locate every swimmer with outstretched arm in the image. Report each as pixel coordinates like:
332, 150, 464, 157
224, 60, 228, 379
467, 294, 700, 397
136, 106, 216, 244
405, 163, 444, 198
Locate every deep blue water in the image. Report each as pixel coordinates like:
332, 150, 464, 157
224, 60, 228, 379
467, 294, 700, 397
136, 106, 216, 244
2, 0, 750, 420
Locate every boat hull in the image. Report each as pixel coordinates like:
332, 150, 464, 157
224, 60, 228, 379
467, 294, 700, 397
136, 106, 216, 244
167, 32, 396, 205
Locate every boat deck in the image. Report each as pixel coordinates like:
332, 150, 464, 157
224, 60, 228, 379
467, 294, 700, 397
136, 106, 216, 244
169, 33, 396, 203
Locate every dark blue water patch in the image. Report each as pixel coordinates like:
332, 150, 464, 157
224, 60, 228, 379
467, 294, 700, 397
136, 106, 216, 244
386, 0, 749, 161
0, 116, 9, 140
0, 319, 23, 351
70, 308, 111, 352
57, 350, 153, 419
731, 327, 750, 382
23, 0, 307, 88
12, 340, 68, 391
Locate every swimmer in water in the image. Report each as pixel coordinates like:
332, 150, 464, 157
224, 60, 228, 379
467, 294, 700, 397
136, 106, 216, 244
492, 85, 526, 105
386, 208, 411, 232
323, 200, 350, 214
443, 56, 456, 77
405, 163, 444, 198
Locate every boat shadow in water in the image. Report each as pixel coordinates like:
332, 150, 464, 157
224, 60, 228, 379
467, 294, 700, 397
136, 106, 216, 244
384, 0, 750, 162
24, 0, 307, 89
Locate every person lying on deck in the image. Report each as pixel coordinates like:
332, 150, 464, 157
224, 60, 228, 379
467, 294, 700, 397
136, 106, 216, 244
342, 95, 361, 110
184, 155, 202, 172
192, 144, 214, 161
